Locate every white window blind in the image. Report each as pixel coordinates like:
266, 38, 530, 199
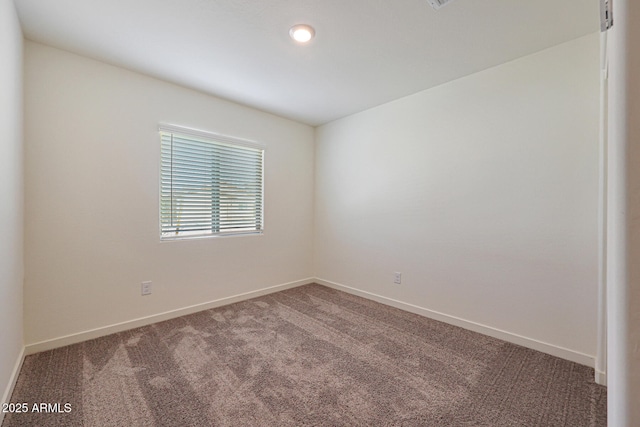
159, 125, 264, 239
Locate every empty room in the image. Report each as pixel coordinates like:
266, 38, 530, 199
1, 0, 639, 425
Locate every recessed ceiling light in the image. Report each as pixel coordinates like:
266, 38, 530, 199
289, 24, 315, 43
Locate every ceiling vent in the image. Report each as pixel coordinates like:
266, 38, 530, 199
427, 0, 456, 10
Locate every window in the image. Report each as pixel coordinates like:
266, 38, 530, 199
159, 124, 264, 240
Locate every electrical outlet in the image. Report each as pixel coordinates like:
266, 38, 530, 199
141, 281, 152, 296
393, 272, 402, 285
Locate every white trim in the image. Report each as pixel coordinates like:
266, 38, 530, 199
158, 123, 265, 150
23, 277, 598, 371
0, 346, 26, 425
595, 369, 607, 386
595, 29, 609, 388
25, 278, 314, 355
314, 278, 596, 368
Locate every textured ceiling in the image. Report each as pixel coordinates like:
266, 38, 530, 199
14, 0, 599, 126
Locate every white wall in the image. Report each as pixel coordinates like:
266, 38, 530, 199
315, 34, 600, 362
22, 30, 604, 372
606, 0, 640, 423
24, 42, 315, 346
0, 0, 24, 409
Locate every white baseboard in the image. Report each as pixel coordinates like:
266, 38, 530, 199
23, 276, 599, 373
25, 278, 315, 355
595, 370, 607, 386
0, 346, 26, 425
315, 278, 596, 368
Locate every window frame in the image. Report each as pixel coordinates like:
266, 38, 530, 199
158, 124, 265, 241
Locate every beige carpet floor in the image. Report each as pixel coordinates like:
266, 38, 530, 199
3, 284, 606, 426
